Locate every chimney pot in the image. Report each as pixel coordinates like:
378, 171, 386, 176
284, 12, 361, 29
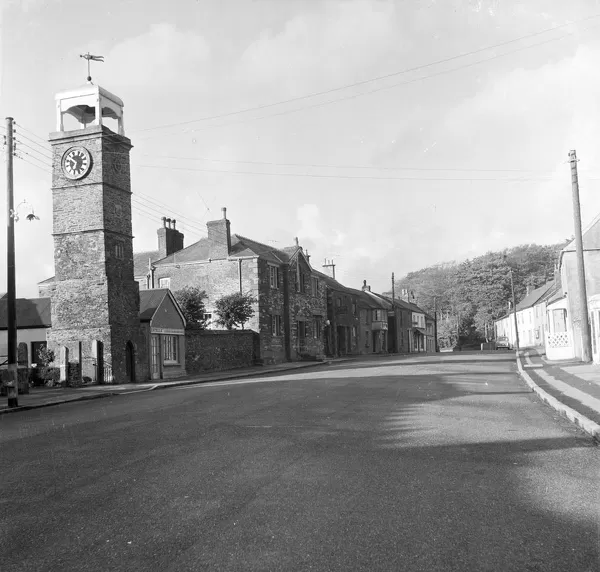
222, 207, 227, 220
157, 216, 184, 259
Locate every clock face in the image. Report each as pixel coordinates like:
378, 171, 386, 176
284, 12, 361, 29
62, 147, 92, 180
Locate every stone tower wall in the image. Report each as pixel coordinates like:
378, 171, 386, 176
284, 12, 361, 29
47, 125, 148, 383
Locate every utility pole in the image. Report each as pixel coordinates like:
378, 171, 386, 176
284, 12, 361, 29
508, 267, 520, 354
568, 150, 592, 362
5, 117, 18, 407
433, 296, 439, 352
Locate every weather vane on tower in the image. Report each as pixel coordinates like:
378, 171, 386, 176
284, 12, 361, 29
79, 52, 104, 83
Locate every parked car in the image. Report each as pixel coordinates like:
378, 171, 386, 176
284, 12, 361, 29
495, 336, 511, 350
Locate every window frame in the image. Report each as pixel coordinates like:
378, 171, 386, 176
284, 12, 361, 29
269, 265, 280, 289
162, 335, 179, 364
158, 277, 171, 289
271, 314, 283, 336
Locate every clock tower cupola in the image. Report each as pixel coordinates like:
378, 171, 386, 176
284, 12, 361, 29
47, 82, 147, 383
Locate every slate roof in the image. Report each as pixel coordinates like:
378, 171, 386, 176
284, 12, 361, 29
562, 211, 600, 253
134, 250, 159, 277
516, 281, 555, 311
0, 297, 51, 329
154, 234, 300, 266
312, 270, 356, 294
139, 289, 170, 322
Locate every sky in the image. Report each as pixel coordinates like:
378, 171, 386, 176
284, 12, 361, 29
2, 0, 600, 298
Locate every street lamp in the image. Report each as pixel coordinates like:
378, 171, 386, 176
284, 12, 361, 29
503, 254, 520, 355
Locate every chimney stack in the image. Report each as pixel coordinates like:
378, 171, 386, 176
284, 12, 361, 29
157, 216, 184, 259
362, 280, 369, 292
207, 206, 232, 259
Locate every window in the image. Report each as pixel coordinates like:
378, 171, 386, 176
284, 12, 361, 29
115, 243, 124, 259
137, 278, 147, 290
297, 321, 306, 339
352, 301, 357, 315
373, 309, 384, 321
162, 335, 179, 363
352, 326, 357, 339
312, 277, 319, 296
158, 277, 171, 289
302, 273, 310, 294
269, 265, 280, 289
312, 318, 322, 339
552, 309, 567, 333
203, 313, 213, 329
336, 298, 341, 307
271, 315, 283, 336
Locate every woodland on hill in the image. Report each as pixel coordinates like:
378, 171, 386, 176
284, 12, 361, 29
388, 242, 569, 349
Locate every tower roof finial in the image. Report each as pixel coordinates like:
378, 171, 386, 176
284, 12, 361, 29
79, 52, 104, 84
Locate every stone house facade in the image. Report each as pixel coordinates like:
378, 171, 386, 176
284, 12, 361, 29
140, 209, 326, 365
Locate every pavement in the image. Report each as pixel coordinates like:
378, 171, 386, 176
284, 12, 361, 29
0, 359, 344, 415
517, 349, 600, 442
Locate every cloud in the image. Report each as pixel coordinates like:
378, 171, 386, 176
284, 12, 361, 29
297, 203, 323, 241
104, 23, 211, 89
236, 0, 401, 97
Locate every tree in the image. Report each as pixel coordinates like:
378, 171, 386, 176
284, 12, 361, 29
173, 286, 208, 329
387, 241, 567, 344
214, 292, 256, 330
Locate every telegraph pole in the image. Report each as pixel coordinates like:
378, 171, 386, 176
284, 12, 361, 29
569, 150, 592, 362
509, 267, 520, 354
433, 296, 439, 352
5, 117, 18, 407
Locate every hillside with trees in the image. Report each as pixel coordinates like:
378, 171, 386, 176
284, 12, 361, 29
388, 242, 569, 349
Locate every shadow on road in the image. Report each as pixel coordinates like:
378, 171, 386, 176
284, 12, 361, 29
0, 356, 598, 572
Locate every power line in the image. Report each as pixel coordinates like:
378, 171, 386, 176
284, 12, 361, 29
135, 162, 565, 182
14, 138, 53, 164
134, 13, 600, 138
14, 122, 51, 147
13, 131, 52, 158
140, 153, 559, 174
14, 153, 52, 174
131, 196, 207, 235
133, 191, 210, 232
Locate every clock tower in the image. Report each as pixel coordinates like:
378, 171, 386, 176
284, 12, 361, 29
47, 83, 147, 383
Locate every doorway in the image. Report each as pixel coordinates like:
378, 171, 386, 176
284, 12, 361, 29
126, 341, 135, 382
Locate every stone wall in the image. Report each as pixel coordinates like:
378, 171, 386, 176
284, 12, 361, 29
185, 330, 258, 374
0, 367, 30, 395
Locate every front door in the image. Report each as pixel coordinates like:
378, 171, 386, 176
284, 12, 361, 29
95, 341, 104, 384
126, 341, 135, 382
151, 335, 161, 380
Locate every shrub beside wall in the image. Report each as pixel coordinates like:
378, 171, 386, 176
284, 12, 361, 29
186, 330, 258, 374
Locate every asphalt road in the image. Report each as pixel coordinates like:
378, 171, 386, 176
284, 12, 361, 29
0, 353, 598, 572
